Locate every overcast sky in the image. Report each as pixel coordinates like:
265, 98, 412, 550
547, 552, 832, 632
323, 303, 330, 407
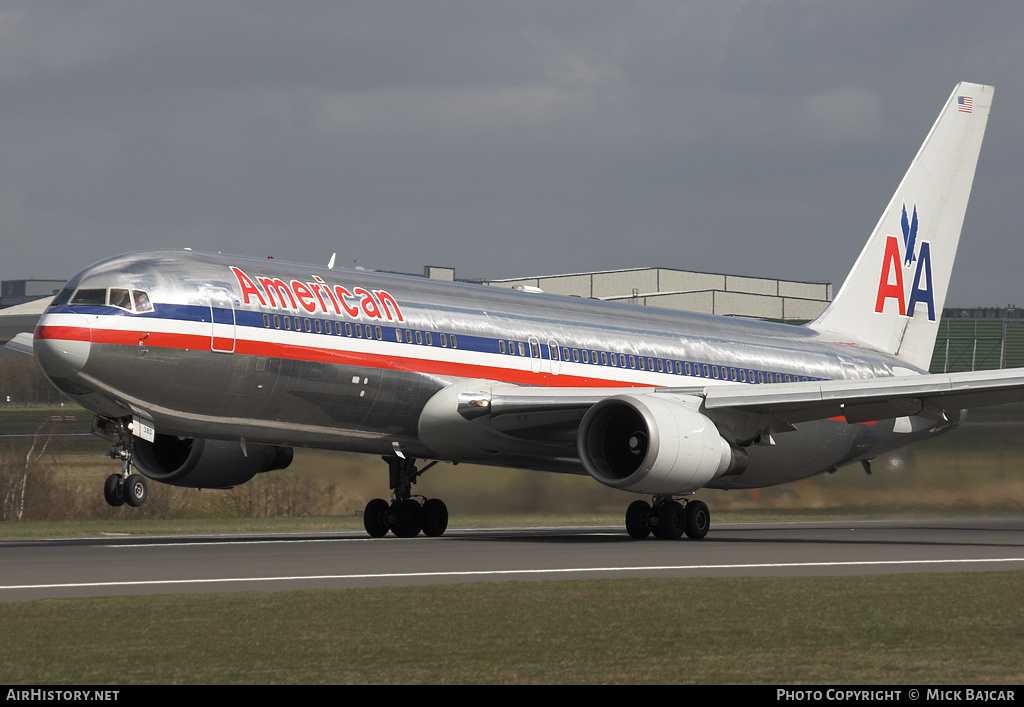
1, 2, 1022, 306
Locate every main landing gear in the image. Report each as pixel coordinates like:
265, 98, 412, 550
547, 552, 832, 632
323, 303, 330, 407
624, 497, 710, 540
363, 455, 449, 538
101, 420, 149, 508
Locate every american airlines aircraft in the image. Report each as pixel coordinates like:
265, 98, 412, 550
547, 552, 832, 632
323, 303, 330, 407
12, 82, 1021, 540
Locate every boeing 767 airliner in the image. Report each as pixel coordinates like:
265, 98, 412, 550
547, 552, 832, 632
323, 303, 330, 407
13, 82, 1022, 540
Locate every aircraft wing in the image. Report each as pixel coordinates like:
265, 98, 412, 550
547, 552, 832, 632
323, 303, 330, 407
426, 368, 1024, 458
457, 368, 1024, 425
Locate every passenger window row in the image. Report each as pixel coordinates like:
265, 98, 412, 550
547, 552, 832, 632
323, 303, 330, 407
260, 314, 813, 383
262, 314, 459, 349
500, 339, 818, 384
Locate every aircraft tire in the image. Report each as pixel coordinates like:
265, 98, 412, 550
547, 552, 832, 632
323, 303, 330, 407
103, 474, 125, 507
390, 499, 423, 538
625, 500, 652, 539
654, 500, 685, 540
421, 498, 449, 537
363, 498, 391, 538
124, 474, 148, 507
684, 500, 710, 540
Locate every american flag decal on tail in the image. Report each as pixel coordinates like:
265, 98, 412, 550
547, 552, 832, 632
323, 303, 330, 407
958, 95, 973, 113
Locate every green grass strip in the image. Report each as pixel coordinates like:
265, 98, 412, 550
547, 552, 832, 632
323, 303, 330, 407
2, 572, 1022, 684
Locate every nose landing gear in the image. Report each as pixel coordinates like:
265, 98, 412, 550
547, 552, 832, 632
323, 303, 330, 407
101, 418, 149, 508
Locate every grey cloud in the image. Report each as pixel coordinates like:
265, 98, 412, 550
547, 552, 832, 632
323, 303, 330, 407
1, 1, 1022, 307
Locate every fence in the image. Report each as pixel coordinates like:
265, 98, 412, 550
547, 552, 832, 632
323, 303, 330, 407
0, 388, 70, 406
929, 319, 1024, 373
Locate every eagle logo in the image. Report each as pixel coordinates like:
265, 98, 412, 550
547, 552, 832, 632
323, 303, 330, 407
901, 204, 918, 266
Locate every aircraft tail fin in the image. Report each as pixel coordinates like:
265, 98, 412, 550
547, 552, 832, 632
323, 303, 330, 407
809, 82, 993, 370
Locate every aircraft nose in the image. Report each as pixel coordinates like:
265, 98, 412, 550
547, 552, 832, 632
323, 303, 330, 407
34, 312, 92, 379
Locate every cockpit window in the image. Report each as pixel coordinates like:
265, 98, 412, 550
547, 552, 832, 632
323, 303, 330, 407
132, 290, 153, 313
64, 287, 154, 313
109, 288, 131, 309
70, 289, 107, 306
50, 288, 74, 307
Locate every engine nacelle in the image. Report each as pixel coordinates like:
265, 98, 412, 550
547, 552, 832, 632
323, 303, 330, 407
577, 394, 745, 495
132, 434, 293, 489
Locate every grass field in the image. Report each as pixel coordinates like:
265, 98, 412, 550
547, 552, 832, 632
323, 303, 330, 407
1, 573, 1021, 684
0, 406, 93, 435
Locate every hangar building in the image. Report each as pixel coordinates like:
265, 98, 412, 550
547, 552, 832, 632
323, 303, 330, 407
466, 266, 831, 324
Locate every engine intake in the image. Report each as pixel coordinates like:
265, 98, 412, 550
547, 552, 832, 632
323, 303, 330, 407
577, 394, 745, 494
132, 434, 293, 489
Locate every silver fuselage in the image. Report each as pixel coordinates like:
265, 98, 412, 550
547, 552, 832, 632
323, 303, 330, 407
33, 250, 958, 490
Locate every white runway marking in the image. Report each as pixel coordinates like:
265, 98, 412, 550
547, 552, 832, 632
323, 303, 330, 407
3, 557, 1024, 592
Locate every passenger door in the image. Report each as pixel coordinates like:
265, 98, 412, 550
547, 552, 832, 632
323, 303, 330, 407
208, 287, 236, 353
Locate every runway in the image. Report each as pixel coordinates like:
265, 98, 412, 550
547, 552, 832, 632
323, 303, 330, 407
2, 517, 1023, 602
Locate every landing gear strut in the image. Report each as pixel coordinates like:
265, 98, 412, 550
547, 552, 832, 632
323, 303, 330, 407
102, 418, 149, 508
625, 497, 710, 540
363, 455, 448, 538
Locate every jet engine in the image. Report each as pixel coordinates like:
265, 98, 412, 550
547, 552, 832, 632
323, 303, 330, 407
577, 394, 746, 495
131, 434, 293, 489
